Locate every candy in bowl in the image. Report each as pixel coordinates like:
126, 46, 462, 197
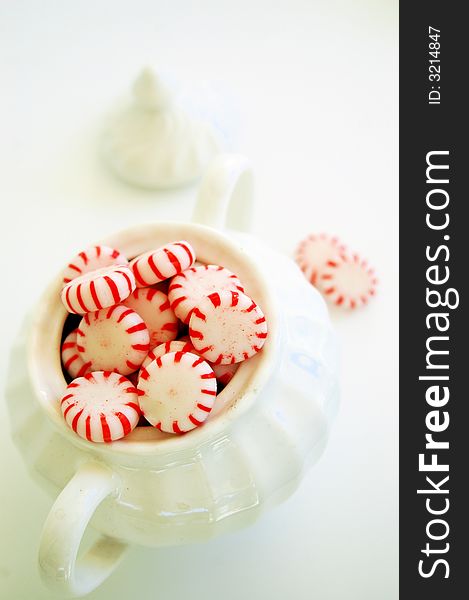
6, 155, 339, 597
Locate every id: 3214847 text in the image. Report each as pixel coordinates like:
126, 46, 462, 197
428, 26, 441, 105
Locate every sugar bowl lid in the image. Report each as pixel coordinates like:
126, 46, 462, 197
101, 68, 220, 189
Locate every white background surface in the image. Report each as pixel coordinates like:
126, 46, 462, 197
0, 1, 398, 599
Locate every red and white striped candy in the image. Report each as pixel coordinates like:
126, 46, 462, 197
211, 362, 238, 387
123, 287, 178, 347
130, 241, 196, 288
144, 338, 238, 387
295, 233, 345, 286
61, 265, 136, 315
60, 371, 141, 442
318, 253, 378, 309
189, 290, 268, 365
141, 339, 196, 370
138, 351, 217, 434
168, 264, 245, 324
77, 305, 150, 375
61, 329, 92, 379
62, 245, 128, 286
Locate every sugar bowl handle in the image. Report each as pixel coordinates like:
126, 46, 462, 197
38, 461, 127, 597
192, 154, 254, 232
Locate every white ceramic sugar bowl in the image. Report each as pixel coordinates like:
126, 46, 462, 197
6, 155, 339, 597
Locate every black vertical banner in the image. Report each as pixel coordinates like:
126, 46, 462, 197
400, 3, 467, 597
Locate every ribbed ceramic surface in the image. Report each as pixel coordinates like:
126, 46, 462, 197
6, 233, 338, 548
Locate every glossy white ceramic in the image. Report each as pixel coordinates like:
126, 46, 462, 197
101, 68, 220, 189
6, 155, 339, 597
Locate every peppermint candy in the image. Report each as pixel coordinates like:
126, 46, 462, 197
61, 265, 135, 315
56, 237, 270, 442
123, 287, 178, 347
141, 339, 196, 371
318, 253, 377, 309
168, 264, 244, 324
129, 241, 196, 287
138, 351, 216, 434
77, 305, 150, 375
295, 233, 345, 286
60, 371, 141, 442
141, 339, 237, 387
62, 245, 128, 286
189, 290, 268, 364
61, 329, 91, 379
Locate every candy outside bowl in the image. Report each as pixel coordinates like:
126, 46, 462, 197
5, 155, 339, 597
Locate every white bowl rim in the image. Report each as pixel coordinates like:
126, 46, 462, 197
28, 221, 277, 457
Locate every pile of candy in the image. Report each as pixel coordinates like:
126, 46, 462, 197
295, 233, 377, 309
59, 241, 268, 442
